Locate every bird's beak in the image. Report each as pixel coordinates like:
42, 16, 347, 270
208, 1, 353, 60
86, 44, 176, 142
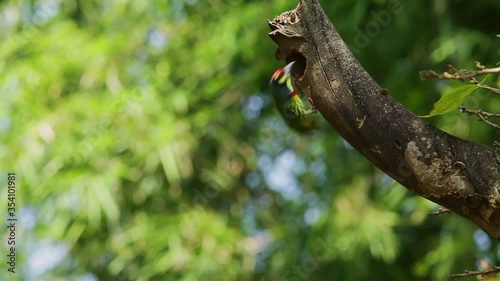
282, 61, 296, 77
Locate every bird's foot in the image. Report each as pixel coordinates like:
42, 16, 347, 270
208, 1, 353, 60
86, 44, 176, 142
306, 86, 317, 109
305, 107, 318, 117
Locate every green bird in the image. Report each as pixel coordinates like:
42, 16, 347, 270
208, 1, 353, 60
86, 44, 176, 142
269, 61, 318, 133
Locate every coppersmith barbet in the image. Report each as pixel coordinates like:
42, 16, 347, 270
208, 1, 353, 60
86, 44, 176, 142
269, 61, 318, 133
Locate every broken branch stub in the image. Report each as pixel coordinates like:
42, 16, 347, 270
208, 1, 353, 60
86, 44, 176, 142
268, 0, 500, 239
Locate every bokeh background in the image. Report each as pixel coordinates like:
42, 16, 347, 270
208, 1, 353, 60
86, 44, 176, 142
1, 0, 499, 280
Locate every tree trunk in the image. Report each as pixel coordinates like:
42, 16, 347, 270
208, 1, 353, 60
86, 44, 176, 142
268, 0, 500, 239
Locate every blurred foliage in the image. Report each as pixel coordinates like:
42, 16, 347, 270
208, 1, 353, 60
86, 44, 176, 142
0, 0, 499, 280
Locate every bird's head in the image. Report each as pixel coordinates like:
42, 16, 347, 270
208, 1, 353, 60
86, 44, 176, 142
270, 61, 295, 92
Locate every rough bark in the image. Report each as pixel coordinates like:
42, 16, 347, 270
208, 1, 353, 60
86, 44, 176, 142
268, 0, 500, 239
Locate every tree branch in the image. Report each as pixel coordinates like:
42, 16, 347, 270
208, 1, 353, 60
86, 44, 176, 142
268, 0, 500, 239
459, 107, 500, 130
471, 77, 500, 96
450, 266, 500, 280
420, 63, 500, 83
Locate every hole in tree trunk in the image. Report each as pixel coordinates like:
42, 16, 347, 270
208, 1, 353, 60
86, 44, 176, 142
286, 52, 306, 78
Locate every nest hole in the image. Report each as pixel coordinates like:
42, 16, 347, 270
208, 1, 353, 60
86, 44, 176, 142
286, 52, 307, 78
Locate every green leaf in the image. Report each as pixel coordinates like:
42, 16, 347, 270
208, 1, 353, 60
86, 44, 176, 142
420, 84, 478, 118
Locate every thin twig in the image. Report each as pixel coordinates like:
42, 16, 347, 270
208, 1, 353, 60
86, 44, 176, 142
450, 266, 500, 280
475, 61, 486, 70
459, 107, 500, 119
429, 208, 451, 216
471, 78, 500, 95
420, 64, 500, 81
459, 107, 500, 130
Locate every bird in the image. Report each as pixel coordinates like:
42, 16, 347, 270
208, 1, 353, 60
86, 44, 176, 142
269, 61, 318, 133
